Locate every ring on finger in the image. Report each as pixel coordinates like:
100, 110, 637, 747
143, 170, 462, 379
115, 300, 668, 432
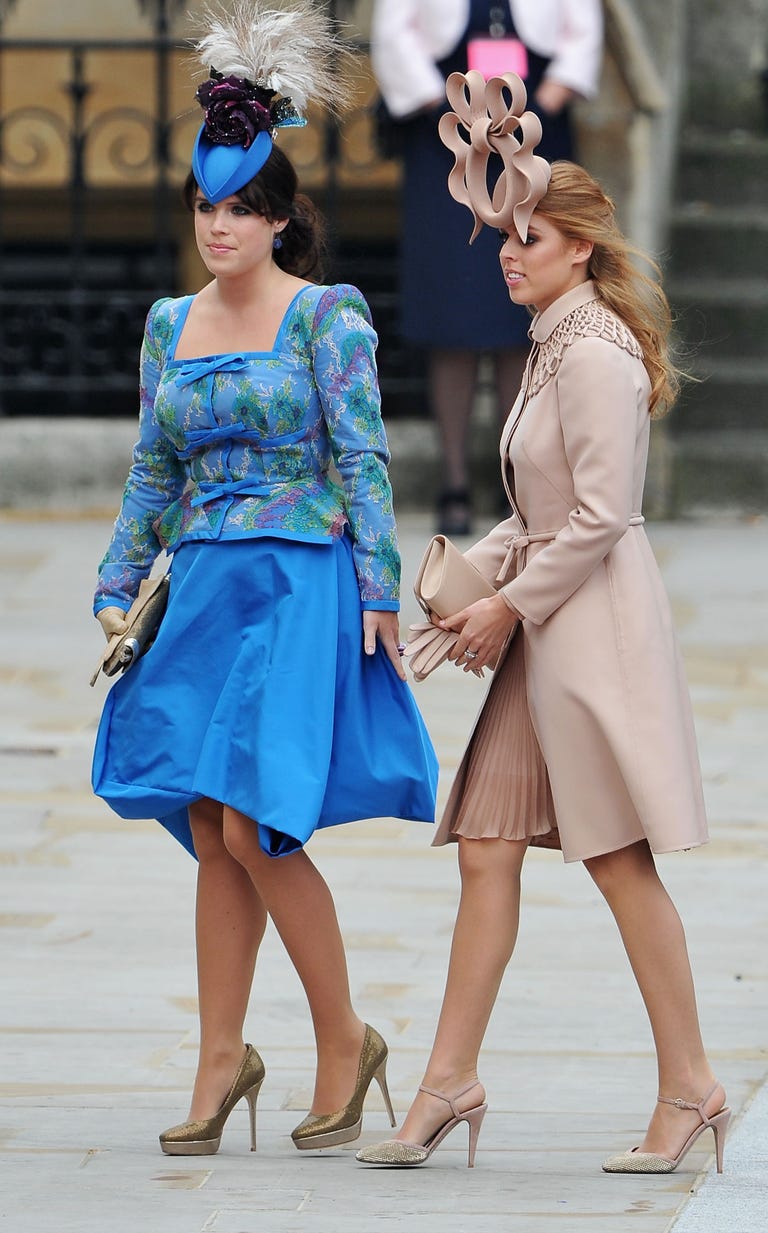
464, 649, 478, 660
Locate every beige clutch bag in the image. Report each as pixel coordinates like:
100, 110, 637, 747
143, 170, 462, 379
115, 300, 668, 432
90, 574, 171, 686
413, 534, 497, 619
407, 535, 498, 681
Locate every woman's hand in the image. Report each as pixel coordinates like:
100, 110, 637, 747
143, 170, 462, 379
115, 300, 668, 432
438, 594, 521, 671
534, 79, 576, 116
96, 607, 129, 641
363, 610, 407, 681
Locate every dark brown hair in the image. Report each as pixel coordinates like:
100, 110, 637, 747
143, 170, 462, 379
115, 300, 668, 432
184, 143, 327, 282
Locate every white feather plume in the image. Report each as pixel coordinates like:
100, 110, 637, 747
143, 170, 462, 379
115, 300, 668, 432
194, 0, 357, 115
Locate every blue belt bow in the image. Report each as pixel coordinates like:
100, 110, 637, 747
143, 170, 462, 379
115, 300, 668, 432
189, 477, 289, 509
175, 423, 306, 461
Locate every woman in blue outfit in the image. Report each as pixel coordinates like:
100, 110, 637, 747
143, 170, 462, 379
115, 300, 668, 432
92, 1, 437, 1158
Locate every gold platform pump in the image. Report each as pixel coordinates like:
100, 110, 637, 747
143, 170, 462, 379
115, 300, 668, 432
159, 1044, 265, 1155
291, 1024, 395, 1151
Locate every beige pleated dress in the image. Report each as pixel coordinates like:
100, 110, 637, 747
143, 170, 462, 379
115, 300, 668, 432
433, 282, 709, 861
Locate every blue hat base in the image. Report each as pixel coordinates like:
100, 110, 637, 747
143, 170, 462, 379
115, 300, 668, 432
192, 127, 273, 202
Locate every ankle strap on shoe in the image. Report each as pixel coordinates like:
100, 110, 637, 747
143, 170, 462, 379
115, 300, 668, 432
418, 1080, 480, 1120
657, 1080, 720, 1121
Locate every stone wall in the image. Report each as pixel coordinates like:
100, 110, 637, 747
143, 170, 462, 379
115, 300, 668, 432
685, 0, 768, 127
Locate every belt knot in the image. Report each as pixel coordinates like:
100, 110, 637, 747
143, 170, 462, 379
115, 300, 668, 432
495, 514, 645, 585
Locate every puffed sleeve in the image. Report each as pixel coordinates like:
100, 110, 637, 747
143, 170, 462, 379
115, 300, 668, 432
370, 0, 445, 118
544, 0, 603, 99
93, 299, 186, 613
310, 285, 400, 610
499, 337, 645, 624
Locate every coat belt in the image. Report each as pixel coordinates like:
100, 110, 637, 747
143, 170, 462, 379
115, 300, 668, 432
496, 513, 645, 585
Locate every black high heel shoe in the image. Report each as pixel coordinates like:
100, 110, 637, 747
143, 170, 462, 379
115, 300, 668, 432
436, 488, 472, 537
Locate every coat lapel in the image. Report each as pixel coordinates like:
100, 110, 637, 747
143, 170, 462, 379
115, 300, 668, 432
499, 282, 598, 527
499, 342, 540, 526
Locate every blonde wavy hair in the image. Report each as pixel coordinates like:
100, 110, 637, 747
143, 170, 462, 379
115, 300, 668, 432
535, 162, 680, 417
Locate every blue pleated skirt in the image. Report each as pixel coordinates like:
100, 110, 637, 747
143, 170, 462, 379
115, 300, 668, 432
92, 535, 438, 858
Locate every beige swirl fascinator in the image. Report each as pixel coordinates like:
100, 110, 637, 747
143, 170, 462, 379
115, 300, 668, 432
438, 70, 551, 243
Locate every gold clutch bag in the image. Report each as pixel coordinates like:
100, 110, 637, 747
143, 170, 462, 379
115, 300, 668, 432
90, 574, 171, 687
407, 535, 498, 681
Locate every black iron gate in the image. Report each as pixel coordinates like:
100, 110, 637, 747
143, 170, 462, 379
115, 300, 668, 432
0, 1, 184, 414
0, 1, 425, 418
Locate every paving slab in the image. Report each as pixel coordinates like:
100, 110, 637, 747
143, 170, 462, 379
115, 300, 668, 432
0, 510, 766, 1233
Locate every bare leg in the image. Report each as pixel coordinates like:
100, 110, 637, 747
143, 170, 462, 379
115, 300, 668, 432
584, 840, 724, 1155
395, 836, 529, 1143
186, 798, 267, 1120
222, 806, 365, 1115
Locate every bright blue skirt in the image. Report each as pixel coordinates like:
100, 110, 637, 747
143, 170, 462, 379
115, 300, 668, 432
92, 535, 438, 857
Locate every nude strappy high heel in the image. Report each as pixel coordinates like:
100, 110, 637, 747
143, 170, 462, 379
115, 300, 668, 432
355, 1080, 487, 1168
602, 1082, 731, 1174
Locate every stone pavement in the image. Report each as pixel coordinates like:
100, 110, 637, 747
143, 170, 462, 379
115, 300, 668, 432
0, 508, 766, 1233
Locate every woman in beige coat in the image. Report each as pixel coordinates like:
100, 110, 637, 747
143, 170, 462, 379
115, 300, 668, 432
357, 80, 728, 1173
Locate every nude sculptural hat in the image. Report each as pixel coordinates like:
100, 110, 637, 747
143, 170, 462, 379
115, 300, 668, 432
438, 69, 552, 243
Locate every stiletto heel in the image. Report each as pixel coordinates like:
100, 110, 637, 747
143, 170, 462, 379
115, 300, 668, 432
291, 1024, 394, 1150
464, 1103, 487, 1168
244, 1085, 259, 1153
602, 1081, 731, 1174
710, 1107, 731, 1174
159, 1044, 265, 1156
356, 1080, 488, 1168
373, 1057, 396, 1128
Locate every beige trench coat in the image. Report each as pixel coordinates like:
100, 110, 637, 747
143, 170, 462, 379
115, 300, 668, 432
446, 281, 708, 861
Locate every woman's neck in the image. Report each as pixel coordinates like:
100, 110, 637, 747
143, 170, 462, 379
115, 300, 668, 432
210, 261, 292, 310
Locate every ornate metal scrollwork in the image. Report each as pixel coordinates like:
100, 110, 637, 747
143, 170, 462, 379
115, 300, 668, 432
0, 106, 69, 176
85, 108, 156, 179
0, 17, 418, 416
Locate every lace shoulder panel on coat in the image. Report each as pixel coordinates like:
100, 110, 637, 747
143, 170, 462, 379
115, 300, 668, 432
529, 300, 644, 398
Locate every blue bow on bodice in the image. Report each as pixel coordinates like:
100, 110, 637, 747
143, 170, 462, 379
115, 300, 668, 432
174, 355, 250, 388
174, 423, 306, 461
189, 476, 288, 509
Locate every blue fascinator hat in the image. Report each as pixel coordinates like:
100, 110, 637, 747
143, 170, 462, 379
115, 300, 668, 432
192, 70, 305, 202
193, 128, 273, 202
190, 1, 356, 204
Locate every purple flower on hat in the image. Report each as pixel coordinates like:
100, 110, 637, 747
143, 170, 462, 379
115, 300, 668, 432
196, 72, 274, 150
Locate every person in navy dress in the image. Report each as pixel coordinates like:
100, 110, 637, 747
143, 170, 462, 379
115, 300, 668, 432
371, 0, 603, 535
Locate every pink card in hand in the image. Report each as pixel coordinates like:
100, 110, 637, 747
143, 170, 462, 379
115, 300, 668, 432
467, 37, 528, 81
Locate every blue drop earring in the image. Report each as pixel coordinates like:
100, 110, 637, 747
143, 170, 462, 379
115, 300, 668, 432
273, 233, 283, 250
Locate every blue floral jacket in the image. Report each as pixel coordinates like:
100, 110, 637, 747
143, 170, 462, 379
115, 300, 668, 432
94, 283, 401, 613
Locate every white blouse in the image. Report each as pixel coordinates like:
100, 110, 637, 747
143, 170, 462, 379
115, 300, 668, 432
371, 0, 603, 118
